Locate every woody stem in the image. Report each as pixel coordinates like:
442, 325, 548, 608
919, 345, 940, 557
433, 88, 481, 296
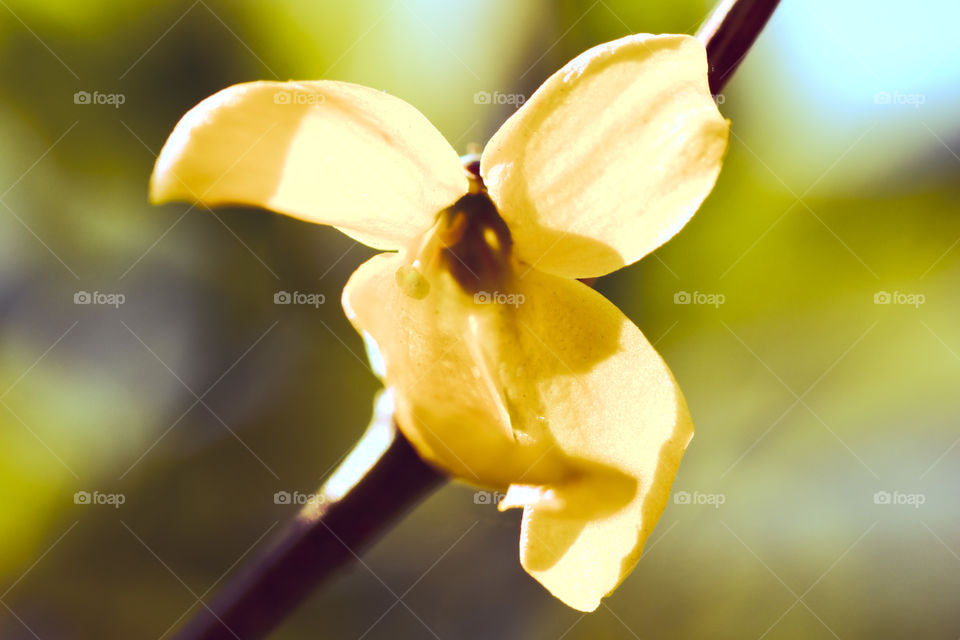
697, 0, 781, 95
172, 1, 780, 638
171, 410, 443, 640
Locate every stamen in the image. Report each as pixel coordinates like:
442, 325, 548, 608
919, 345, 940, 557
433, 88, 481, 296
396, 154, 514, 298
438, 191, 512, 294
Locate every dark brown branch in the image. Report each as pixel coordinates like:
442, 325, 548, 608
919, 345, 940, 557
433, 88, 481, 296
697, 0, 781, 95
171, 416, 443, 640
171, 2, 780, 638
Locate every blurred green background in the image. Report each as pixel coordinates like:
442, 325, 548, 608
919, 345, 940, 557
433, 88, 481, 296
1, 0, 958, 638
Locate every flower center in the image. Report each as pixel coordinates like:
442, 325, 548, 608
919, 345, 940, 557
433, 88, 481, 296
397, 154, 513, 298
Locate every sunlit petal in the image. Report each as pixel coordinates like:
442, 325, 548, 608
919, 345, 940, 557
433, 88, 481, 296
342, 252, 573, 486
494, 268, 693, 612
481, 34, 728, 278
151, 80, 467, 250
346, 251, 692, 611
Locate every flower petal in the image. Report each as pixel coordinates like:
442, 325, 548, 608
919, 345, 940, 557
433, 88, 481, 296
497, 267, 694, 612
481, 34, 729, 278
342, 252, 574, 487
344, 251, 692, 611
151, 81, 467, 250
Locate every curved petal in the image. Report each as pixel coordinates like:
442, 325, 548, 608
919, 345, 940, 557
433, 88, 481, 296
342, 252, 574, 486
344, 251, 692, 611
493, 267, 694, 611
481, 34, 729, 278
151, 81, 467, 250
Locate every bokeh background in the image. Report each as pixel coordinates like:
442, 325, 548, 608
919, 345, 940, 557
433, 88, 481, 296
1, 0, 958, 638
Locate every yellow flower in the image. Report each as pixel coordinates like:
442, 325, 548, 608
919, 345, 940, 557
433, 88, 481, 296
150, 33, 728, 612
